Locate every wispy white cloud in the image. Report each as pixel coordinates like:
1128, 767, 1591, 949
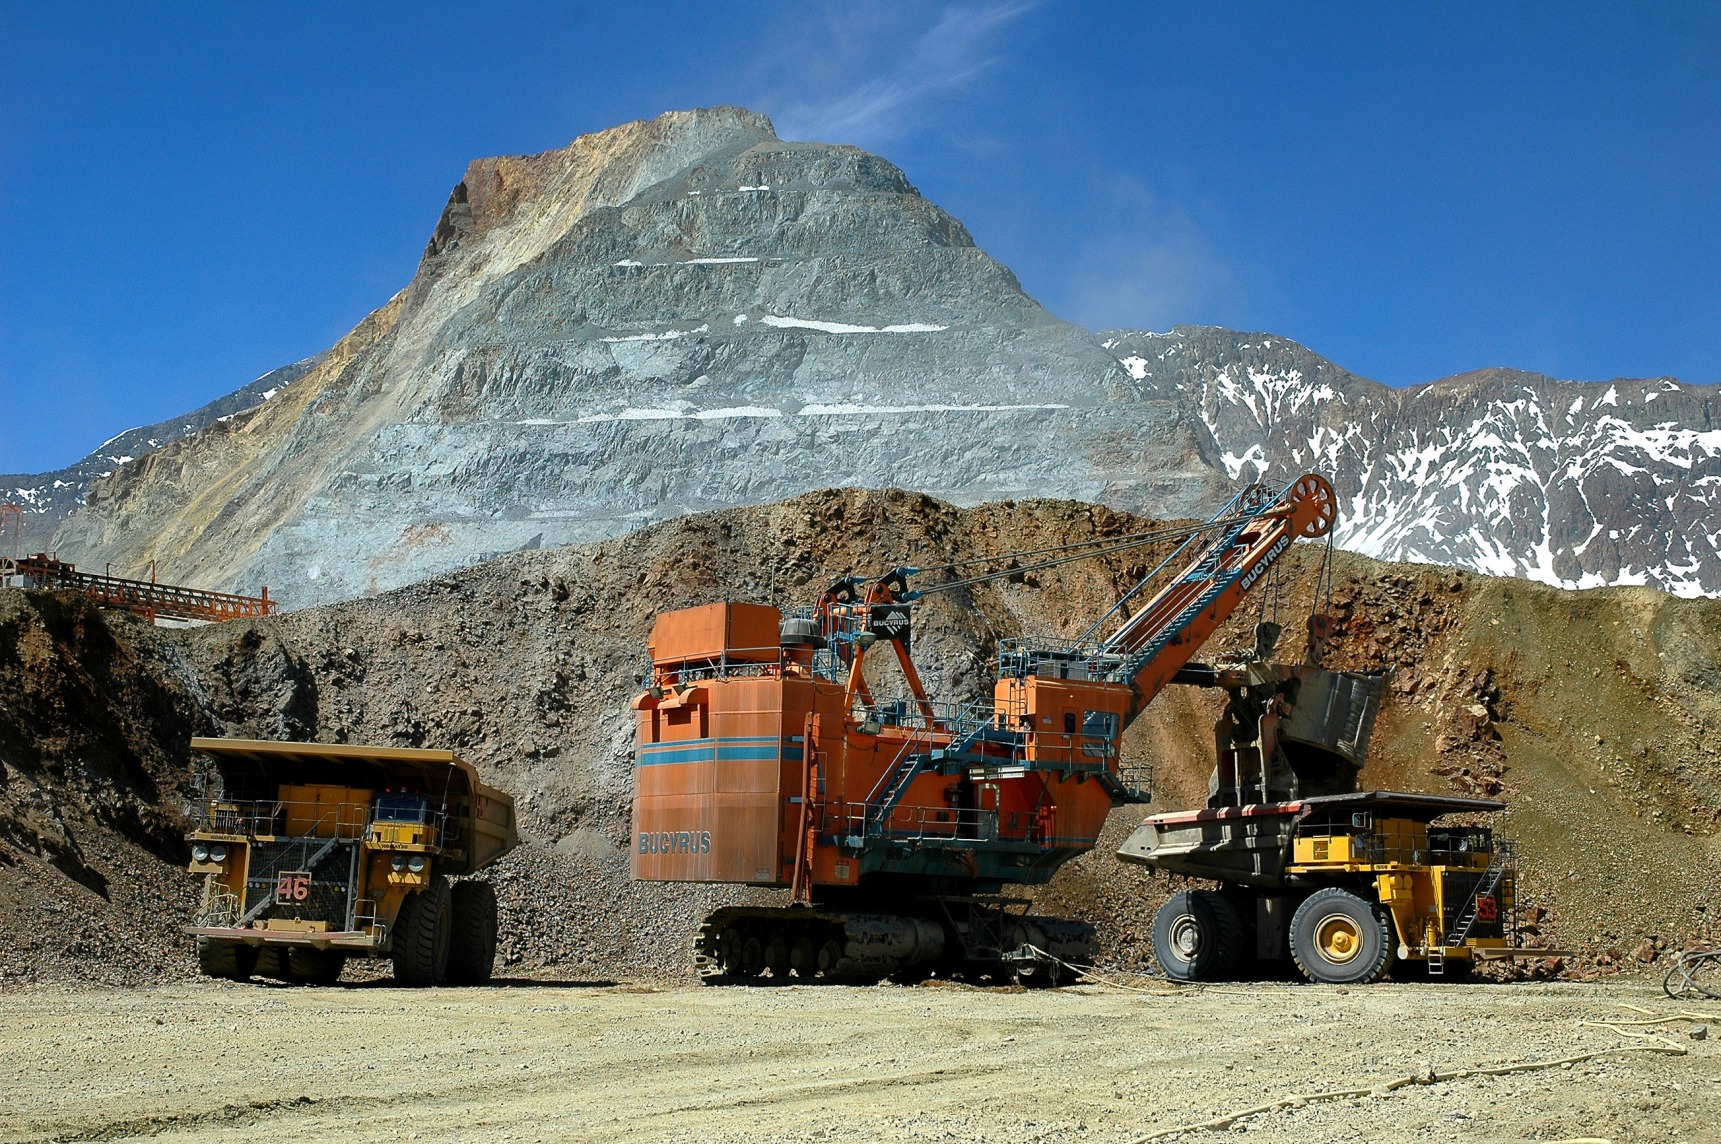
761, 1, 1039, 147
744, 1, 1239, 334
1052, 179, 1237, 332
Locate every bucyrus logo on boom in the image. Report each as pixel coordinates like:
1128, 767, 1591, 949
1238, 534, 1291, 593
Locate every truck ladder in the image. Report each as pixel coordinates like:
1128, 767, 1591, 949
1443, 854, 1510, 951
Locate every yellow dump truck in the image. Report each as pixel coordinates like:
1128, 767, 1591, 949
184, 738, 518, 986
1120, 792, 1518, 982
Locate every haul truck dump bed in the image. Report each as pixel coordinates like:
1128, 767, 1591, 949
185, 738, 518, 986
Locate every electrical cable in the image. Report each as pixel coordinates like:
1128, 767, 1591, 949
911, 520, 1222, 597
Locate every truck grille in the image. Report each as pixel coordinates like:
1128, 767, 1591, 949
243, 838, 359, 929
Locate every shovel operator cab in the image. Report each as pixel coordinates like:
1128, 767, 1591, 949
184, 738, 518, 986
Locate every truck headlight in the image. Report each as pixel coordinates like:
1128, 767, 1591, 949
192, 843, 210, 862
391, 855, 407, 871
407, 856, 426, 873
210, 844, 228, 862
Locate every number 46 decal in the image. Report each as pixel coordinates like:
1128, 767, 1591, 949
276, 871, 312, 903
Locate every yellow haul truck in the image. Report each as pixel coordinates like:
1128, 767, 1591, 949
1119, 791, 1517, 983
1116, 661, 1521, 983
184, 738, 518, 986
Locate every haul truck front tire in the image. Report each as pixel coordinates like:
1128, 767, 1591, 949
1289, 887, 1395, 985
255, 946, 290, 982
196, 937, 257, 981
1153, 890, 1244, 981
392, 876, 452, 986
446, 881, 499, 985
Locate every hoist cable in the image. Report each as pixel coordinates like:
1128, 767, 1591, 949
905, 518, 1217, 577
912, 518, 1223, 598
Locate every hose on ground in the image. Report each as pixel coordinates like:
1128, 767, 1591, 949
1663, 947, 1720, 1000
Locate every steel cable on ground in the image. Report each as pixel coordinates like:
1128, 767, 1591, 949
1017, 946, 1179, 994
1663, 947, 1720, 1000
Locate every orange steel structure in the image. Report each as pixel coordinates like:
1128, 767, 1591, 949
0, 552, 276, 623
631, 474, 1338, 983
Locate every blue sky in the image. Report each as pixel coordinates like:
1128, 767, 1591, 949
2, 1, 1717, 474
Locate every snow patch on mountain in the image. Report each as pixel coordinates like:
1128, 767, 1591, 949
759, 315, 949, 334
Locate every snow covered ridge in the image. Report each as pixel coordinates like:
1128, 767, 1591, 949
4, 485, 47, 507
0, 355, 319, 545
1101, 326, 1721, 597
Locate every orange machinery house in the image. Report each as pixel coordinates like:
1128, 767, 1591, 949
631, 475, 1339, 914
631, 599, 1138, 897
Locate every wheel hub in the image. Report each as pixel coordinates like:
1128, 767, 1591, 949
1170, 914, 1202, 959
1314, 913, 1361, 963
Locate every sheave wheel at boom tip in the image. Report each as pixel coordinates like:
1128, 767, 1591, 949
1288, 473, 1337, 538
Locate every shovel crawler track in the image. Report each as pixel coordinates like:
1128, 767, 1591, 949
694, 902, 1094, 986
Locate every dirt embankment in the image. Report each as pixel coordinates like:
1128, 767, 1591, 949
2, 488, 1718, 986
0, 592, 217, 983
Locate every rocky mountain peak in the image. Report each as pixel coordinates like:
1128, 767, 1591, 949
49, 108, 1199, 606
1097, 326, 1721, 595
426, 107, 783, 260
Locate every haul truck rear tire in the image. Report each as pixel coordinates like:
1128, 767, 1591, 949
1153, 890, 1244, 981
1289, 888, 1394, 985
254, 946, 291, 982
195, 937, 257, 981
286, 946, 344, 986
392, 875, 452, 986
446, 881, 499, 985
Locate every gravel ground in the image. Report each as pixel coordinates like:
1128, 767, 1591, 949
2, 978, 1715, 1143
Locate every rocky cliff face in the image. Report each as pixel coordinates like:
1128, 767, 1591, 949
49, 107, 1222, 606
1102, 326, 1721, 596
0, 591, 215, 983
